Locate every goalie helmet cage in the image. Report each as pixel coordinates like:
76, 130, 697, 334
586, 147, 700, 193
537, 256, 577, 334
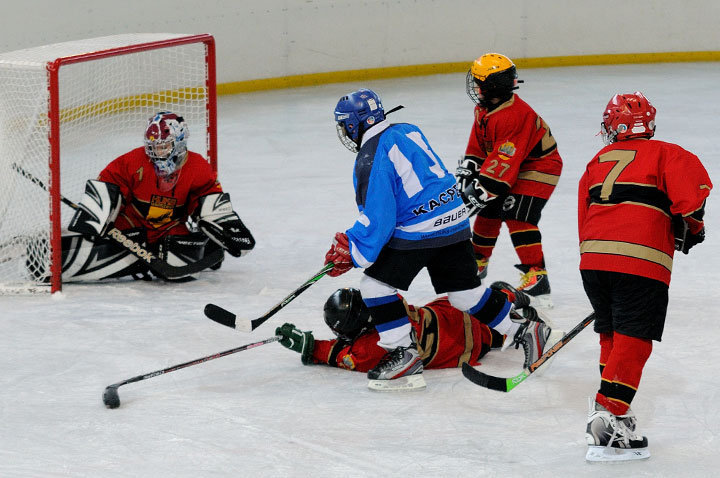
0, 33, 217, 293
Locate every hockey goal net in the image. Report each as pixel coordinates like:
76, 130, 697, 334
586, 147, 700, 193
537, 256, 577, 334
0, 33, 217, 293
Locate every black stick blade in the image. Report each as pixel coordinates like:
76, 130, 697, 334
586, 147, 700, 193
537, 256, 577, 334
461, 363, 509, 392
204, 303, 237, 328
103, 386, 121, 409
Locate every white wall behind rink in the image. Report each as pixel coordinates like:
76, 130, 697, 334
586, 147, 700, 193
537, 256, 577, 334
1, 0, 719, 85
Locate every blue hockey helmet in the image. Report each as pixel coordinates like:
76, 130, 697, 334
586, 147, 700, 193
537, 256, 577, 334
334, 88, 385, 152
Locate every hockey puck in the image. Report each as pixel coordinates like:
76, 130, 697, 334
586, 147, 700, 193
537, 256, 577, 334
103, 386, 121, 409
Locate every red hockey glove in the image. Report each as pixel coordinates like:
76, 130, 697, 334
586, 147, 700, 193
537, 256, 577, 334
324, 232, 353, 277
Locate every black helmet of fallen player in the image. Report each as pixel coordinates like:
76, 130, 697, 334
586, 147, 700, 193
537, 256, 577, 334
323, 288, 372, 341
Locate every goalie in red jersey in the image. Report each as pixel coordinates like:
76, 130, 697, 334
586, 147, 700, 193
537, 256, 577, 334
579, 92, 711, 462
457, 53, 562, 308
50, 112, 255, 283
273, 284, 548, 375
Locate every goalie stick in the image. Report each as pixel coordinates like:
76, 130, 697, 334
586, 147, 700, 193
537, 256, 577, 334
205, 262, 334, 332
12, 162, 223, 279
462, 312, 595, 392
102, 335, 281, 409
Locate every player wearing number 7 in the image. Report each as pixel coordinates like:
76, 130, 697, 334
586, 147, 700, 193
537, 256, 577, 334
578, 92, 711, 462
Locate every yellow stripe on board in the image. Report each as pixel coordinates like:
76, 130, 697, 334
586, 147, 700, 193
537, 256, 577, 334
218, 51, 720, 94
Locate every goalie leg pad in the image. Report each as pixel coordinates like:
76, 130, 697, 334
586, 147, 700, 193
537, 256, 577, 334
68, 180, 123, 237
29, 230, 149, 283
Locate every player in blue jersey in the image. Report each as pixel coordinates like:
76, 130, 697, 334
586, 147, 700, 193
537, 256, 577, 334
325, 88, 557, 391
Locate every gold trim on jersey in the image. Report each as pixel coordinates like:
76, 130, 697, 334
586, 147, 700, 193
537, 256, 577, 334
458, 312, 475, 367
517, 170, 560, 185
484, 95, 515, 116
580, 240, 673, 271
589, 180, 658, 189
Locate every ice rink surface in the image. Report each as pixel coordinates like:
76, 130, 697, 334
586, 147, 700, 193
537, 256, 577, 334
1, 63, 719, 477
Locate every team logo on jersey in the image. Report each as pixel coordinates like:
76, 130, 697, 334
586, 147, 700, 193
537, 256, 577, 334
498, 141, 516, 157
341, 354, 356, 370
147, 195, 177, 228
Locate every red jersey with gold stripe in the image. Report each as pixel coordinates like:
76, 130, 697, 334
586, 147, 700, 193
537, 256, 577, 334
465, 95, 563, 199
98, 147, 222, 244
309, 297, 495, 372
578, 138, 712, 285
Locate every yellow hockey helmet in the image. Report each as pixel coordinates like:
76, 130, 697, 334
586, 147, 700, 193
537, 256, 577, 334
466, 53, 519, 107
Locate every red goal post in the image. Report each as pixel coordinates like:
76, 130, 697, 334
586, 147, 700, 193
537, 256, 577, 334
0, 33, 217, 293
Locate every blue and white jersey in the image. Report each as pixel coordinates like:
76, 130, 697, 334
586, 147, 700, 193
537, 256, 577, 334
346, 121, 470, 268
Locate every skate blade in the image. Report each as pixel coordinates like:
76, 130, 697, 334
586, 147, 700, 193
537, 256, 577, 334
368, 374, 426, 392
586, 445, 650, 462
529, 294, 554, 309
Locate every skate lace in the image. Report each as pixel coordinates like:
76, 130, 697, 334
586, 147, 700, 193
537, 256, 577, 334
519, 268, 546, 289
606, 415, 641, 447
376, 347, 407, 370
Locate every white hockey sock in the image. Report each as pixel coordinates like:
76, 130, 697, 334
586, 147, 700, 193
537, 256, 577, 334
494, 315, 520, 338
377, 322, 412, 350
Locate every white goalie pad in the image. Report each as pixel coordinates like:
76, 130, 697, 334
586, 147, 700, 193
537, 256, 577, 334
197, 192, 235, 222
68, 180, 123, 236
196, 193, 255, 257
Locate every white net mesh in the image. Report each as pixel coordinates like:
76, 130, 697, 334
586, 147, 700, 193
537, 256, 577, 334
0, 34, 212, 293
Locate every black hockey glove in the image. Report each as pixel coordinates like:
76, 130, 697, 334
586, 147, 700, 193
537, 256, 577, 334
456, 158, 481, 195
275, 323, 315, 365
673, 215, 705, 255
456, 158, 495, 216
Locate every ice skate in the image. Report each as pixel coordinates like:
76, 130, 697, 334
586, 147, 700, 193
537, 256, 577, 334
515, 264, 553, 309
506, 306, 556, 370
368, 333, 425, 392
490, 281, 531, 309
585, 398, 650, 462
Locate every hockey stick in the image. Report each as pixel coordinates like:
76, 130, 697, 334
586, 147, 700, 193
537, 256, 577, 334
204, 262, 335, 332
462, 312, 595, 392
11, 162, 223, 279
102, 335, 281, 409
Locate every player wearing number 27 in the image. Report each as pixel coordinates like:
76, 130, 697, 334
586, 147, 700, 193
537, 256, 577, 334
579, 92, 711, 462
458, 53, 562, 307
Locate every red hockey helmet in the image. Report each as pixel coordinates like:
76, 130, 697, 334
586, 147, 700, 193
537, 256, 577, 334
600, 92, 656, 145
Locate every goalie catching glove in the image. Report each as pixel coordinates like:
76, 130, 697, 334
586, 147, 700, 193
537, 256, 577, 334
275, 323, 315, 365
68, 180, 123, 237
196, 192, 255, 257
456, 158, 496, 216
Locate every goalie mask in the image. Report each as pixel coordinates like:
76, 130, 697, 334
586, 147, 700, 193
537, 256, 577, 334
600, 92, 656, 145
323, 288, 371, 341
144, 112, 189, 179
466, 53, 520, 109
334, 89, 385, 153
